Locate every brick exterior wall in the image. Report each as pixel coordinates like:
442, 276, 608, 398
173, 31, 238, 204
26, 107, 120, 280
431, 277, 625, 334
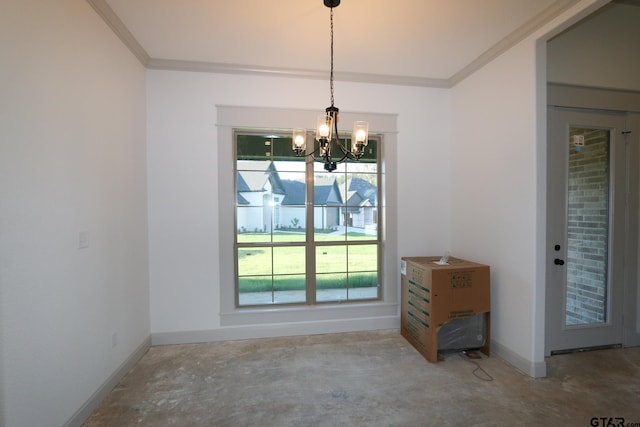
565, 128, 609, 325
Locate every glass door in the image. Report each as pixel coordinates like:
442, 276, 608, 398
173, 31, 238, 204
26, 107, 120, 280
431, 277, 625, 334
546, 108, 627, 354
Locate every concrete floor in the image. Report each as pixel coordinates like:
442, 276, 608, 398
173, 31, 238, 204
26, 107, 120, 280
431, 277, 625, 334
84, 330, 640, 426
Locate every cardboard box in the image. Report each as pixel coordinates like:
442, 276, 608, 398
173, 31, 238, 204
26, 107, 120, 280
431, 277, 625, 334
400, 256, 490, 362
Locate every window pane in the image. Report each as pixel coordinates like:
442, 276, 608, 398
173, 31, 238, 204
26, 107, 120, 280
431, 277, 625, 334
237, 154, 306, 244
348, 271, 379, 300
565, 127, 610, 326
316, 273, 348, 302
238, 247, 271, 276
345, 172, 378, 241
236, 169, 275, 187
273, 246, 305, 275
316, 272, 378, 302
273, 274, 306, 304
349, 271, 378, 289
345, 162, 377, 173
238, 275, 272, 293
316, 245, 347, 273
274, 210, 306, 242
316, 245, 378, 302
272, 136, 302, 162
237, 135, 272, 160
314, 172, 345, 241
273, 170, 306, 243
237, 135, 304, 162
237, 207, 272, 242
238, 275, 272, 306
348, 244, 377, 272
272, 153, 305, 169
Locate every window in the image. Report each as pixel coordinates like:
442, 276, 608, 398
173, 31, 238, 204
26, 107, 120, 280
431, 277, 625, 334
234, 130, 381, 307
216, 106, 398, 327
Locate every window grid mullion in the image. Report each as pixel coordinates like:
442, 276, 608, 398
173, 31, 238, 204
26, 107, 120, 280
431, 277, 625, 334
305, 147, 316, 304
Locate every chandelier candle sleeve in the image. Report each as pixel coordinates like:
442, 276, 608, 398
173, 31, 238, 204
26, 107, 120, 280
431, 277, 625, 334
316, 114, 333, 140
316, 113, 334, 159
352, 121, 369, 158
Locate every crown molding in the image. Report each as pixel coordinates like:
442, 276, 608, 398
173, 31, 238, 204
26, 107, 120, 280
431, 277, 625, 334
86, 0, 150, 66
448, 0, 583, 87
87, 0, 588, 89
147, 58, 449, 88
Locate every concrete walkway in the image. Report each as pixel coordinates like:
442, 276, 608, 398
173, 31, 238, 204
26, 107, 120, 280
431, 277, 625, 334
239, 287, 379, 305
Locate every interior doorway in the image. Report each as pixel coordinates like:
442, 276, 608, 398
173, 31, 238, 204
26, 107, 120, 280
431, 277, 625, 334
543, 0, 640, 357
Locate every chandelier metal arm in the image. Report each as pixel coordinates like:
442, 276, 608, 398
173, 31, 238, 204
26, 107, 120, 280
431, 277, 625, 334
330, 108, 350, 158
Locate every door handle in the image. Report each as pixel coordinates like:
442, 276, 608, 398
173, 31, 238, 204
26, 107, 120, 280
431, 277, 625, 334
554, 258, 565, 266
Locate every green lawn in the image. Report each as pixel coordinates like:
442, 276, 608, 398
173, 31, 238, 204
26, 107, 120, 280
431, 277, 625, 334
237, 230, 373, 243
237, 233, 378, 292
238, 273, 378, 292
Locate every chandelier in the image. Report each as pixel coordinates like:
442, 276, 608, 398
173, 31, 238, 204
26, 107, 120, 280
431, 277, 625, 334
291, 0, 369, 172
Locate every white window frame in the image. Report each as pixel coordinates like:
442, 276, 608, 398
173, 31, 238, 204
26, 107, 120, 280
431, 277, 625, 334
217, 106, 398, 327
234, 129, 382, 307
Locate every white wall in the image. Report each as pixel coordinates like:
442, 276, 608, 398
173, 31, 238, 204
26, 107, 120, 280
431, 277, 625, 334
0, 1, 149, 426
449, 0, 606, 376
451, 40, 539, 372
146, 70, 450, 334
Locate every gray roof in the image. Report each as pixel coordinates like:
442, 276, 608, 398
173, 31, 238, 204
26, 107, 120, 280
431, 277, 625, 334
237, 162, 377, 207
281, 179, 343, 205
236, 161, 286, 195
281, 180, 305, 205
237, 193, 250, 205
347, 177, 377, 205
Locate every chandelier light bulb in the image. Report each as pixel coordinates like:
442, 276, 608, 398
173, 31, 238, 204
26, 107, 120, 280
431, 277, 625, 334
292, 128, 307, 154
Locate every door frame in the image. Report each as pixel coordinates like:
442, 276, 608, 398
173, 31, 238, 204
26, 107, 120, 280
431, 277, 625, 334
546, 84, 640, 354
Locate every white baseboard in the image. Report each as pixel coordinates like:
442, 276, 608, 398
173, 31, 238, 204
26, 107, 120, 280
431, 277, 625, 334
152, 316, 400, 346
64, 335, 152, 427
491, 339, 547, 378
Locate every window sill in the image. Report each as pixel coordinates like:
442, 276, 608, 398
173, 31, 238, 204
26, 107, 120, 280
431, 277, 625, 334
220, 300, 398, 327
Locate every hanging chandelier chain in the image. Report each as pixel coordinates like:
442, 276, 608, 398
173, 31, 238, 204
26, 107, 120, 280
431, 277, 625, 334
330, 7, 335, 108
291, 0, 367, 171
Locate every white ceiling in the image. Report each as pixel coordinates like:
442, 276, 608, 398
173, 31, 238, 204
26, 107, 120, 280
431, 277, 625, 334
93, 0, 587, 86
